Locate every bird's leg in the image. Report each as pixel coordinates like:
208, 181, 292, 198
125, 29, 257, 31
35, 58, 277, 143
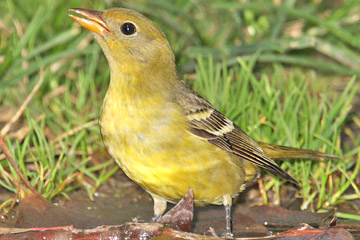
222, 194, 233, 238
151, 194, 167, 222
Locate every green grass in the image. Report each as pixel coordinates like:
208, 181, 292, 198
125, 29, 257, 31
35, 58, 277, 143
190, 56, 359, 212
0, 0, 359, 222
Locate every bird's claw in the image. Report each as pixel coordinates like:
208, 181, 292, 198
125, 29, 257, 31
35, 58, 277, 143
151, 214, 161, 223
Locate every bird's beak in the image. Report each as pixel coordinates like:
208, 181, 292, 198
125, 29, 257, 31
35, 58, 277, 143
68, 8, 111, 36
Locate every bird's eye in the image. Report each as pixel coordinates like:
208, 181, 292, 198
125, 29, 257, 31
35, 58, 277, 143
121, 22, 136, 35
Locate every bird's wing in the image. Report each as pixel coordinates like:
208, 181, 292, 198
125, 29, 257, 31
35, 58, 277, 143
175, 82, 298, 184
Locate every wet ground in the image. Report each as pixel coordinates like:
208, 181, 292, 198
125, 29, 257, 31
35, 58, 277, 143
1, 169, 359, 238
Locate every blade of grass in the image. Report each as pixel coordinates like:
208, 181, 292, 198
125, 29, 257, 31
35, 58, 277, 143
214, 2, 360, 50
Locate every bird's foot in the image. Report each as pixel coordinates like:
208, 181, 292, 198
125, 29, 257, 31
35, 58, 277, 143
221, 231, 234, 239
205, 227, 218, 237
151, 214, 161, 223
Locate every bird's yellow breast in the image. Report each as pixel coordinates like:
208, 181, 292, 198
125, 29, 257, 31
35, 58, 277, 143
99, 77, 247, 205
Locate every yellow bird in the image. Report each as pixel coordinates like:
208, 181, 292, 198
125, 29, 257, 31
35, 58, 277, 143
68, 8, 336, 236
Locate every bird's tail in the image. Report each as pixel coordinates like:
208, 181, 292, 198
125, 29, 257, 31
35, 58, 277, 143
258, 142, 338, 160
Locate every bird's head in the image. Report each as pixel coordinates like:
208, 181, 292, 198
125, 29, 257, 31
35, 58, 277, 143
68, 8, 176, 75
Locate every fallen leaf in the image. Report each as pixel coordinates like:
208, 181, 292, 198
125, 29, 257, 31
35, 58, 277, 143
157, 188, 194, 232
275, 223, 354, 240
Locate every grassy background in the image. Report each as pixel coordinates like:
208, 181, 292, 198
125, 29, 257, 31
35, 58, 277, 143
0, 0, 359, 220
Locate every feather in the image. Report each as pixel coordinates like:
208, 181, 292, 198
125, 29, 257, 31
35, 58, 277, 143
175, 81, 298, 185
